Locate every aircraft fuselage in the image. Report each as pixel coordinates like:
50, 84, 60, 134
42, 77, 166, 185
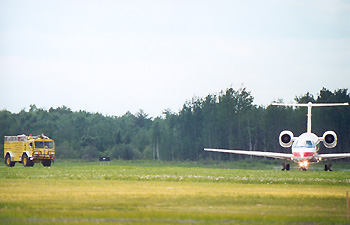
291, 132, 321, 168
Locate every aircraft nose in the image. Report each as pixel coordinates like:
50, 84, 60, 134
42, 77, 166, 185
293, 152, 303, 158
293, 152, 315, 158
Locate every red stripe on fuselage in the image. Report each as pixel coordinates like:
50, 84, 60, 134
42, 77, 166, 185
293, 152, 315, 157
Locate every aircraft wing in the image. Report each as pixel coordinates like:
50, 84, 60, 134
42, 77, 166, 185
204, 148, 293, 160
318, 153, 350, 160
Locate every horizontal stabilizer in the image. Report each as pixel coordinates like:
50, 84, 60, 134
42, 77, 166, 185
271, 102, 349, 107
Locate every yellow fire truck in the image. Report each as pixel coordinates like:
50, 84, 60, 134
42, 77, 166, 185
4, 134, 55, 167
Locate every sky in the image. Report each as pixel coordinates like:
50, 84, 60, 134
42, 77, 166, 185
1, 0, 349, 117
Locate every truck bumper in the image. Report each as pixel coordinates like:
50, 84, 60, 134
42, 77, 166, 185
31, 154, 55, 160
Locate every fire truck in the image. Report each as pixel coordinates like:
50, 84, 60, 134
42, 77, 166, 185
4, 134, 55, 167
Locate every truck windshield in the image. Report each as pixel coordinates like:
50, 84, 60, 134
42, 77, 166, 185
35, 141, 54, 148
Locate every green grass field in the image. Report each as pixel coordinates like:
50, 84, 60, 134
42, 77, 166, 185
0, 160, 350, 224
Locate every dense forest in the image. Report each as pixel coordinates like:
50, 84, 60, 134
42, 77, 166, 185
1, 87, 350, 161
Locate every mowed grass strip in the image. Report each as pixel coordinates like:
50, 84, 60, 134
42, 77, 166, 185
0, 161, 350, 224
0, 160, 349, 185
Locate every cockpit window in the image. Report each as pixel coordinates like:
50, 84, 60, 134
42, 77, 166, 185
293, 140, 314, 148
293, 140, 300, 147
306, 140, 313, 147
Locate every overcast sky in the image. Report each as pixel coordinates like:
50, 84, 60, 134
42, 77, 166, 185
1, 0, 349, 117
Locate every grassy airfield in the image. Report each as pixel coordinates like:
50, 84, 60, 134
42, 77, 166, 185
0, 160, 350, 224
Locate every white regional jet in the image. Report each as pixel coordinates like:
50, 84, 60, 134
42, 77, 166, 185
204, 102, 350, 171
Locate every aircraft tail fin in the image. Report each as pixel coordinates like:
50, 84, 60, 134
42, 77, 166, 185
271, 102, 349, 133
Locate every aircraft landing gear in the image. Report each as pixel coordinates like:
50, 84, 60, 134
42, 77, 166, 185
325, 163, 333, 171
282, 160, 290, 171
299, 167, 307, 171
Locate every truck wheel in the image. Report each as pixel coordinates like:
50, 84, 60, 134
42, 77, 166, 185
42, 160, 51, 167
22, 154, 34, 167
5, 154, 15, 167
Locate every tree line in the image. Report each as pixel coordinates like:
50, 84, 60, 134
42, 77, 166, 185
1, 87, 349, 161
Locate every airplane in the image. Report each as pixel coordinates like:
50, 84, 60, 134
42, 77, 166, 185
204, 102, 350, 171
